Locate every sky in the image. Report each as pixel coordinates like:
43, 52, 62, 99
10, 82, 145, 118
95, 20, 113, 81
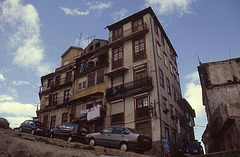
0, 0, 240, 146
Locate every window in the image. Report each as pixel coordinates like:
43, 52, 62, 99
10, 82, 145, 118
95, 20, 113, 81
62, 113, 68, 124
55, 75, 60, 86
134, 66, 147, 86
163, 103, 167, 111
172, 85, 176, 102
78, 81, 86, 91
50, 116, 56, 129
89, 45, 94, 51
133, 37, 146, 62
112, 46, 123, 69
63, 60, 69, 66
86, 103, 93, 110
53, 93, 58, 105
154, 20, 158, 35
112, 113, 124, 124
97, 69, 104, 84
166, 78, 171, 95
64, 89, 70, 103
47, 78, 53, 88
161, 32, 165, 46
170, 62, 173, 74
66, 71, 72, 83
43, 115, 48, 128
113, 27, 122, 41
95, 42, 100, 48
136, 96, 148, 108
132, 18, 143, 32
159, 69, 164, 88
136, 96, 149, 119
176, 91, 179, 103
156, 42, 161, 58
88, 72, 95, 87
163, 53, 168, 68
111, 101, 124, 124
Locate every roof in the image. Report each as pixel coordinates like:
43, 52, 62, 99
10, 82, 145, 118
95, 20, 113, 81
61, 46, 83, 58
106, 7, 177, 56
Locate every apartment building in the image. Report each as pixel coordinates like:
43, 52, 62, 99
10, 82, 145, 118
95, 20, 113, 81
38, 46, 82, 129
104, 7, 195, 155
37, 7, 195, 156
198, 58, 240, 153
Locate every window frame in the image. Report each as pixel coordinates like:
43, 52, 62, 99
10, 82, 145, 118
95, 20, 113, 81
133, 37, 146, 62
62, 113, 68, 124
112, 26, 123, 41
166, 77, 171, 95
132, 17, 143, 32
159, 68, 164, 88
112, 46, 123, 69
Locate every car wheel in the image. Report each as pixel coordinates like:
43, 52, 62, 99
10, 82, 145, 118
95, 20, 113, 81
89, 138, 95, 147
31, 129, 35, 135
19, 127, 22, 132
67, 136, 73, 142
120, 142, 128, 151
50, 133, 54, 138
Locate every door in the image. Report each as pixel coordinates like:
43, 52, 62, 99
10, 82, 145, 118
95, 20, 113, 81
96, 127, 114, 146
108, 127, 125, 148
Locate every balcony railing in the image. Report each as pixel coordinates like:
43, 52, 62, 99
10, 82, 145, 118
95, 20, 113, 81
109, 22, 148, 43
40, 76, 72, 96
106, 76, 153, 101
45, 96, 71, 108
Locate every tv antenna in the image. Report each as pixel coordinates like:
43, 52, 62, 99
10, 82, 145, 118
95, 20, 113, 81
78, 32, 82, 47
84, 35, 96, 44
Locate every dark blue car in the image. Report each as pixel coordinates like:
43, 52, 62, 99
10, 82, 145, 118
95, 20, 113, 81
179, 140, 204, 156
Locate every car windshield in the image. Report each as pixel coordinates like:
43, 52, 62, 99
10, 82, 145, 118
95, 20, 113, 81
127, 128, 139, 134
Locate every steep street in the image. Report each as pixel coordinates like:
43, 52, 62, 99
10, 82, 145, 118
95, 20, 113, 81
0, 128, 147, 157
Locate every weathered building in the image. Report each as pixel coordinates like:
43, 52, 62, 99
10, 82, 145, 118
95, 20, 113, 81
104, 7, 195, 155
198, 57, 240, 153
37, 7, 196, 156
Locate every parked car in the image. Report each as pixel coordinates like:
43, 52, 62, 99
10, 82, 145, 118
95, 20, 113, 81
49, 123, 90, 143
86, 126, 152, 153
0, 117, 10, 129
179, 140, 204, 156
19, 120, 49, 136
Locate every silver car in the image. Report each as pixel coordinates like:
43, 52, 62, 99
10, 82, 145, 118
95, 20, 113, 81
86, 126, 152, 153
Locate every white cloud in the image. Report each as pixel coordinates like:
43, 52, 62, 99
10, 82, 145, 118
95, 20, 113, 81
60, 7, 89, 16
0, 95, 14, 101
112, 8, 128, 21
184, 71, 205, 118
0, 94, 36, 128
37, 63, 52, 77
0, 0, 52, 76
0, 73, 5, 81
12, 81, 30, 86
87, 1, 112, 10
145, 0, 195, 16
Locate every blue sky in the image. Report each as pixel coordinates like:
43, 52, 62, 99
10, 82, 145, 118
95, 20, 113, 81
0, 0, 240, 145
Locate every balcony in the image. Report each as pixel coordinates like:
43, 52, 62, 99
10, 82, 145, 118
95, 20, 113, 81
45, 96, 71, 108
108, 22, 148, 46
39, 76, 72, 96
106, 76, 153, 101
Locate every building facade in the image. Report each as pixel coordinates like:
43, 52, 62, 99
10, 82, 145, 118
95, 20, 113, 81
198, 58, 240, 153
37, 7, 196, 156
